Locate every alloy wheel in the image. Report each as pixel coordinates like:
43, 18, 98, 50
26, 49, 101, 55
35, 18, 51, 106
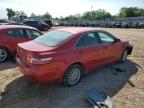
64, 64, 83, 87
67, 67, 81, 85
122, 50, 128, 62
0, 48, 8, 63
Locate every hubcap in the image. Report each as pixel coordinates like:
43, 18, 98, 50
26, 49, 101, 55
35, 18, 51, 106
122, 50, 127, 61
67, 67, 81, 85
0, 49, 7, 62
45, 27, 48, 31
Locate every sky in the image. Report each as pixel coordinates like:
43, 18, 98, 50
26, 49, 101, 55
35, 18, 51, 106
0, 0, 144, 19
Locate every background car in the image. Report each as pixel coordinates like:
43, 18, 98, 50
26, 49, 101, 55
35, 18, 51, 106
43, 19, 53, 28
0, 21, 26, 26
0, 19, 9, 25
0, 25, 43, 63
23, 20, 49, 31
16, 28, 133, 86
53, 21, 59, 26
139, 22, 144, 28
0, 19, 8, 23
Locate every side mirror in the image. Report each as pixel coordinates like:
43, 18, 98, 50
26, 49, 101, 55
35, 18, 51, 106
114, 38, 120, 42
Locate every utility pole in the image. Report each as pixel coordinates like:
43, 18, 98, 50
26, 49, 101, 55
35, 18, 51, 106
90, 0, 93, 12
90, 0, 93, 20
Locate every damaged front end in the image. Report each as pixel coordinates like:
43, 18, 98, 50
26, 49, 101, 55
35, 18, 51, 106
127, 44, 134, 55
86, 89, 116, 108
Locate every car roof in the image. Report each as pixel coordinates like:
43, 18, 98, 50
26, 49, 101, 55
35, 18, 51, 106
0, 25, 35, 30
23, 20, 39, 22
24, 20, 36, 22
57, 27, 97, 34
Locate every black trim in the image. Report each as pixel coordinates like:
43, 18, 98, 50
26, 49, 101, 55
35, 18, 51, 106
127, 44, 134, 55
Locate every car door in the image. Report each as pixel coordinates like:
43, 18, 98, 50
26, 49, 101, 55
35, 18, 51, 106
75, 32, 104, 73
31, 21, 41, 30
97, 31, 122, 64
5, 29, 29, 54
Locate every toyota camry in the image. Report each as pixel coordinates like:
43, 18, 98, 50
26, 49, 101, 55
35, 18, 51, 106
16, 28, 133, 86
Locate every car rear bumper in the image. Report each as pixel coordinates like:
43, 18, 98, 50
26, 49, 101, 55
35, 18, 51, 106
16, 57, 65, 84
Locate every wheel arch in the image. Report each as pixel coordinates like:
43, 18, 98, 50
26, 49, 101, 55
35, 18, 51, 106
126, 45, 133, 55
66, 62, 85, 74
63, 62, 84, 87
0, 46, 11, 56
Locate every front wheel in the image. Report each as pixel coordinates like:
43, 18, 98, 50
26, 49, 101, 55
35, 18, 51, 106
0, 48, 9, 63
64, 64, 83, 87
120, 50, 128, 63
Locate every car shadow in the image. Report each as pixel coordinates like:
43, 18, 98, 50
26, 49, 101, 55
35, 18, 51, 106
0, 59, 140, 108
0, 59, 16, 72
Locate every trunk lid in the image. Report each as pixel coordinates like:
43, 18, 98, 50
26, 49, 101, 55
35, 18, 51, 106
18, 41, 54, 52
17, 41, 54, 65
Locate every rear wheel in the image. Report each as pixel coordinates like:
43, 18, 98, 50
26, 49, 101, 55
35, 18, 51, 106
120, 50, 128, 62
0, 48, 9, 63
64, 64, 83, 87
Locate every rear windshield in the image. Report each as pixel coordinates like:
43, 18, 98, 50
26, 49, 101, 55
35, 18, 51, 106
34, 30, 73, 47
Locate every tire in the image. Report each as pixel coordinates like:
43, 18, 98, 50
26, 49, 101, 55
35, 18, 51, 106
120, 50, 128, 63
44, 27, 48, 31
0, 48, 9, 63
64, 64, 83, 87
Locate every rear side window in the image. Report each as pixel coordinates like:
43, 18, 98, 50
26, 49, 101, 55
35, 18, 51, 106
75, 32, 100, 47
24, 30, 42, 38
75, 39, 84, 47
7, 29, 25, 38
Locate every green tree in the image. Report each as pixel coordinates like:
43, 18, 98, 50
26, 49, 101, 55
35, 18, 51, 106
42, 12, 52, 19
30, 13, 37, 17
54, 17, 59, 20
15, 11, 27, 16
95, 9, 111, 19
82, 11, 92, 19
118, 7, 144, 17
82, 9, 111, 20
60, 16, 64, 20
6, 8, 15, 19
64, 14, 80, 20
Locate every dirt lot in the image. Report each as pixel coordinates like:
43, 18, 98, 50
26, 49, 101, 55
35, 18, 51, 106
0, 27, 144, 108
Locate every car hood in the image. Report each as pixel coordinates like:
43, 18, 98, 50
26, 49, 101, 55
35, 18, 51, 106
18, 41, 54, 52
120, 39, 128, 42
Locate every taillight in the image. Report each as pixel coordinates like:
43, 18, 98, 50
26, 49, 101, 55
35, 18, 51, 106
29, 57, 53, 64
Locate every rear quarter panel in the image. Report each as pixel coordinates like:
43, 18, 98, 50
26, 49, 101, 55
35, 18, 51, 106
0, 30, 5, 47
0, 30, 12, 52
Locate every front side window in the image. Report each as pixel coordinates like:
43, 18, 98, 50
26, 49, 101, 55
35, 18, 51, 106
75, 32, 100, 47
34, 30, 73, 47
98, 32, 114, 43
7, 29, 25, 38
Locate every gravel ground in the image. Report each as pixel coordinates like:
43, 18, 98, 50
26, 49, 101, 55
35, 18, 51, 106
0, 27, 144, 108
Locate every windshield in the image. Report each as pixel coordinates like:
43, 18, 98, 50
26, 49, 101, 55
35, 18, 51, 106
34, 30, 73, 47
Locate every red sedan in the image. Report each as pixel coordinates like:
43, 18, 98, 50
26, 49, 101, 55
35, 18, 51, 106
0, 25, 43, 62
16, 28, 133, 86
